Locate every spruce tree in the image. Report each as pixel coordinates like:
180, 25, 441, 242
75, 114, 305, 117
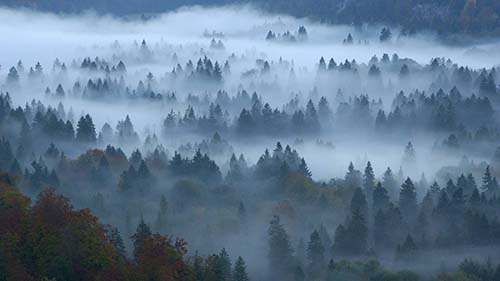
108, 227, 126, 256
396, 234, 417, 260
363, 161, 375, 205
233, 256, 249, 281
218, 248, 232, 281
350, 187, 368, 218
298, 158, 312, 178
346, 208, 368, 255
403, 142, 416, 165
268, 216, 293, 278
383, 167, 398, 200
482, 166, 499, 198
345, 162, 362, 189
307, 230, 325, 278
326, 259, 336, 281
76, 114, 96, 143
131, 217, 152, 260
399, 177, 418, 224
6, 66, 19, 84
373, 182, 389, 212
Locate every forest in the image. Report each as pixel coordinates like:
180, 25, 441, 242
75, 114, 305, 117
1, 3, 500, 281
2, 0, 500, 36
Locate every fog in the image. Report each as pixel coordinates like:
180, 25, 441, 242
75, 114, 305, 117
2, 6, 500, 68
1, 4, 500, 281
2, 5, 498, 178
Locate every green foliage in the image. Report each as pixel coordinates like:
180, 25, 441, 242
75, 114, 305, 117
233, 256, 249, 281
76, 114, 96, 143
268, 215, 294, 279
307, 230, 325, 278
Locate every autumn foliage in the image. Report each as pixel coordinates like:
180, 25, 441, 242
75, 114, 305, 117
0, 176, 192, 281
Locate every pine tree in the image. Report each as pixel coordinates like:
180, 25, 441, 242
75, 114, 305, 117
403, 142, 416, 165
482, 166, 499, 198
399, 177, 417, 224
396, 234, 417, 260
233, 256, 249, 281
298, 26, 308, 41
318, 57, 327, 72
445, 178, 457, 195
307, 230, 325, 279
130, 149, 143, 169
55, 84, 65, 97
399, 64, 410, 78
332, 224, 347, 254
469, 188, 481, 208
108, 227, 126, 256
268, 216, 293, 278
6, 66, 19, 84
218, 248, 232, 281
131, 217, 152, 260
213, 61, 223, 82
363, 161, 375, 205
456, 174, 470, 196
205, 254, 224, 281
326, 259, 336, 281
345, 162, 362, 189
318, 96, 332, 122
137, 160, 152, 193
266, 30, 276, 40
346, 208, 368, 255
373, 210, 387, 251
379, 27, 392, 42
76, 114, 96, 143
298, 158, 312, 178
350, 187, 368, 218
383, 167, 398, 200
305, 99, 320, 133
373, 182, 389, 212
227, 154, 244, 183
193, 252, 204, 281
237, 109, 255, 135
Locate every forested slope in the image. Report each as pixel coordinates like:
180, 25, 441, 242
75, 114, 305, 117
1, 0, 500, 36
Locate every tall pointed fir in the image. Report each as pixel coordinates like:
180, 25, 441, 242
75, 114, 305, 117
307, 230, 325, 279
233, 256, 250, 281
268, 216, 293, 279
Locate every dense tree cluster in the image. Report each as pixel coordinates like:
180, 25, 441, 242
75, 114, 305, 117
0, 176, 258, 281
5, 0, 500, 36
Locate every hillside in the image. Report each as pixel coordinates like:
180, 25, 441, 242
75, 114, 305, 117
1, 0, 500, 36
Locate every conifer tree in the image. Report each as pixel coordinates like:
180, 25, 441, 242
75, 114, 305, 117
132, 217, 152, 260
298, 158, 312, 178
373, 182, 389, 212
218, 248, 232, 281
233, 256, 249, 281
307, 230, 325, 279
363, 161, 375, 204
108, 227, 126, 256
76, 114, 96, 143
399, 177, 418, 224
268, 216, 293, 278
